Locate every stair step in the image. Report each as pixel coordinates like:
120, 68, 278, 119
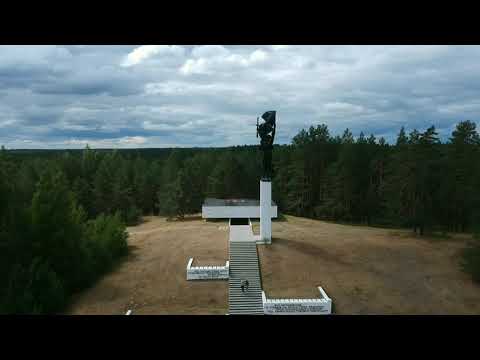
228, 229, 264, 315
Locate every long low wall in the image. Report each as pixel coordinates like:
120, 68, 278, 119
262, 287, 332, 315
202, 205, 278, 219
186, 258, 229, 280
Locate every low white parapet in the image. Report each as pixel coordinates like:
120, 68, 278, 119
262, 287, 332, 315
186, 258, 229, 280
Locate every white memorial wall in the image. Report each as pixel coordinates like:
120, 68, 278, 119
262, 287, 332, 315
186, 258, 229, 280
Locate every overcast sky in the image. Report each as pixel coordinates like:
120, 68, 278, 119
1, 45, 479, 149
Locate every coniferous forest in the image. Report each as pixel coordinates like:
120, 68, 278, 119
1, 120, 480, 313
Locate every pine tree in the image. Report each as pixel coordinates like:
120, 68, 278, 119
92, 152, 117, 216
81, 145, 99, 185
158, 169, 187, 219
285, 151, 310, 216
384, 128, 421, 230
182, 156, 207, 213
112, 159, 139, 225
207, 152, 246, 199
72, 177, 94, 218
30, 167, 88, 292
328, 128, 357, 221
396, 126, 408, 146
447, 120, 480, 232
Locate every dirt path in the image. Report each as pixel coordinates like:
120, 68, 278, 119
67, 215, 480, 315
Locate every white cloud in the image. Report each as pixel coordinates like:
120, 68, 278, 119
64, 136, 147, 148
271, 45, 289, 51
179, 47, 269, 75
0, 118, 16, 127
249, 49, 268, 63
0, 45, 72, 67
121, 45, 185, 67
180, 58, 209, 75
144, 81, 254, 96
119, 136, 147, 145
2, 45, 480, 149
191, 45, 230, 58
438, 100, 480, 114
323, 102, 366, 114
142, 121, 175, 131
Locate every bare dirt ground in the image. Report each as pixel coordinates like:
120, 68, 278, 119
67, 216, 229, 315
256, 216, 480, 314
67, 214, 480, 315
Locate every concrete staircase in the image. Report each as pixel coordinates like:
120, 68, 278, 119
228, 240, 264, 315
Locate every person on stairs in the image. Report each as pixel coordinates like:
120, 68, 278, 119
241, 279, 249, 293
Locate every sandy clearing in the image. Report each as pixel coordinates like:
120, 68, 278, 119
67, 215, 480, 315
256, 216, 480, 314
67, 216, 229, 315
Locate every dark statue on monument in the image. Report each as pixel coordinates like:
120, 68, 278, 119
256, 110, 276, 181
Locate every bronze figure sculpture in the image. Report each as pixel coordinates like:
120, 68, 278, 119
256, 110, 276, 181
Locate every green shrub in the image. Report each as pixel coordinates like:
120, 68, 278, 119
124, 206, 142, 226
84, 212, 128, 272
1, 259, 66, 314
461, 239, 480, 283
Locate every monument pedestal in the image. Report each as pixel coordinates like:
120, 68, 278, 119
260, 179, 272, 244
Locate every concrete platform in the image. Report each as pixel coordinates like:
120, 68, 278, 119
229, 218, 255, 242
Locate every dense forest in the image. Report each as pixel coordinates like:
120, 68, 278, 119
1, 120, 480, 313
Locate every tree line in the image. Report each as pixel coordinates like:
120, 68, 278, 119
277, 121, 480, 236
1, 120, 480, 313
0, 147, 131, 313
